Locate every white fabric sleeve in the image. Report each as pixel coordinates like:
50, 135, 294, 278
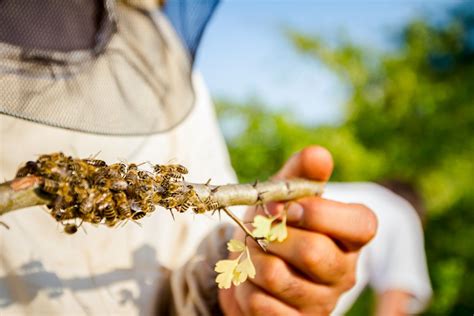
368, 197, 433, 314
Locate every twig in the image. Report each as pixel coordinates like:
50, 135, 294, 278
0, 177, 324, 216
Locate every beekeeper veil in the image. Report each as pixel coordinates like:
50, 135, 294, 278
0, 0, 216, 136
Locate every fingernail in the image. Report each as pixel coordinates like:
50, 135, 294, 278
286, 203, 304, 222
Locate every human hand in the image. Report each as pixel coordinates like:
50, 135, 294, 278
218, 146, 378, 315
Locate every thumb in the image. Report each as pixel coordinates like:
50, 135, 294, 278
274, 146, 333, 181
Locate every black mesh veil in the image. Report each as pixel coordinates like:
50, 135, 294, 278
0, 0, 208, 136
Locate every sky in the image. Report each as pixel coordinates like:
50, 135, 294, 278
195, 0, 456, 125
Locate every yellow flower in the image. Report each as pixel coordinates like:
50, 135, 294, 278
215, 258, 240, 289
215, 213, 289, 289
252, 213, 288, 242
236, 247, 256, 282
269, 213, 287, 242
227, 239, 246, 252
215, 240, 257, 289
252, 215, 275, 238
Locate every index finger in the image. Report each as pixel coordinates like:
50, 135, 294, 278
274, 146, 334, 181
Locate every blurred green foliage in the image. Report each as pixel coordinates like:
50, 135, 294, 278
217, 5, 474, 315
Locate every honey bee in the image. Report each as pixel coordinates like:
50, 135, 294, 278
49, 196, 64, 218
189, 192, 211, 214
84, 211, 102, 224
162, 172, 183, 182
153, 173, 164, 185
138, 170, 153, 180
114, 192, 131, 219
41, 178, 61, 195
92, 168, 108, 184
74, 180, 90, 201
125, 164, 140, 185
151, 192, 162, 204
205, 197, 219, 212
114, 162, 128, 173
37, 160, 59, 178
140, 200, 155, 213
64, 223, 78, 234
105, 165, 126, 179
107, 163, 127, 177
161, 197, 179, 210
132, 211, 146, 220
172, 187, 196, 213
53, 206, 78, 222
56, 182, 75, 204
128, 163, 139, 171
102, 205, 117, 227
165, 182, 183, 194
83, 159, 107, 167
79, 194, 95, 214
109, 179, 128, 192
153, 164, 188, 175
176, 197, 192, 213
97, 192, 116, 226
130, 200, 142, 212
128, 180, 153, 200
68, 160, 90, 175
16, 161, 38, 178
38, 152, 65, 164
58, 171, 76, 184
153, 164, 187, 183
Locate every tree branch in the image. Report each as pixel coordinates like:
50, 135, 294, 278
0, 177, 324, 216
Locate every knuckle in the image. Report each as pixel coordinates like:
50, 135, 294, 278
247, 293, 274, 315
313, 289, 339, 315
350, 203, 378, 244
247, 292, 264, 313
260, 258, 285, 291
300, 236, 345, 279
341, 273, 357, 291
261, 259, 307, 300
305, 301, 336, 316
300, 237, 323, 269
322, 301, 338, 315
277, 277, 303, 300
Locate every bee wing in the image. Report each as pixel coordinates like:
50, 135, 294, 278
166, 157, 178, 164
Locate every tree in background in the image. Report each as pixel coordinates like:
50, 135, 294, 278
217, 4, 474, 315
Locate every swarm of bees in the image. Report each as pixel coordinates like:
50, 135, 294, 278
15, 152, 215, 234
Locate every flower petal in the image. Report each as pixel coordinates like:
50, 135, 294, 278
252, 215, 275, 238
237, 249, 256, 279
215, 258, 240, 289
269, 215, 288, 242
215, 259, 239, 273
227, 239, 246, 253
216, 270, 234, 289
232, 269, 246, 286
